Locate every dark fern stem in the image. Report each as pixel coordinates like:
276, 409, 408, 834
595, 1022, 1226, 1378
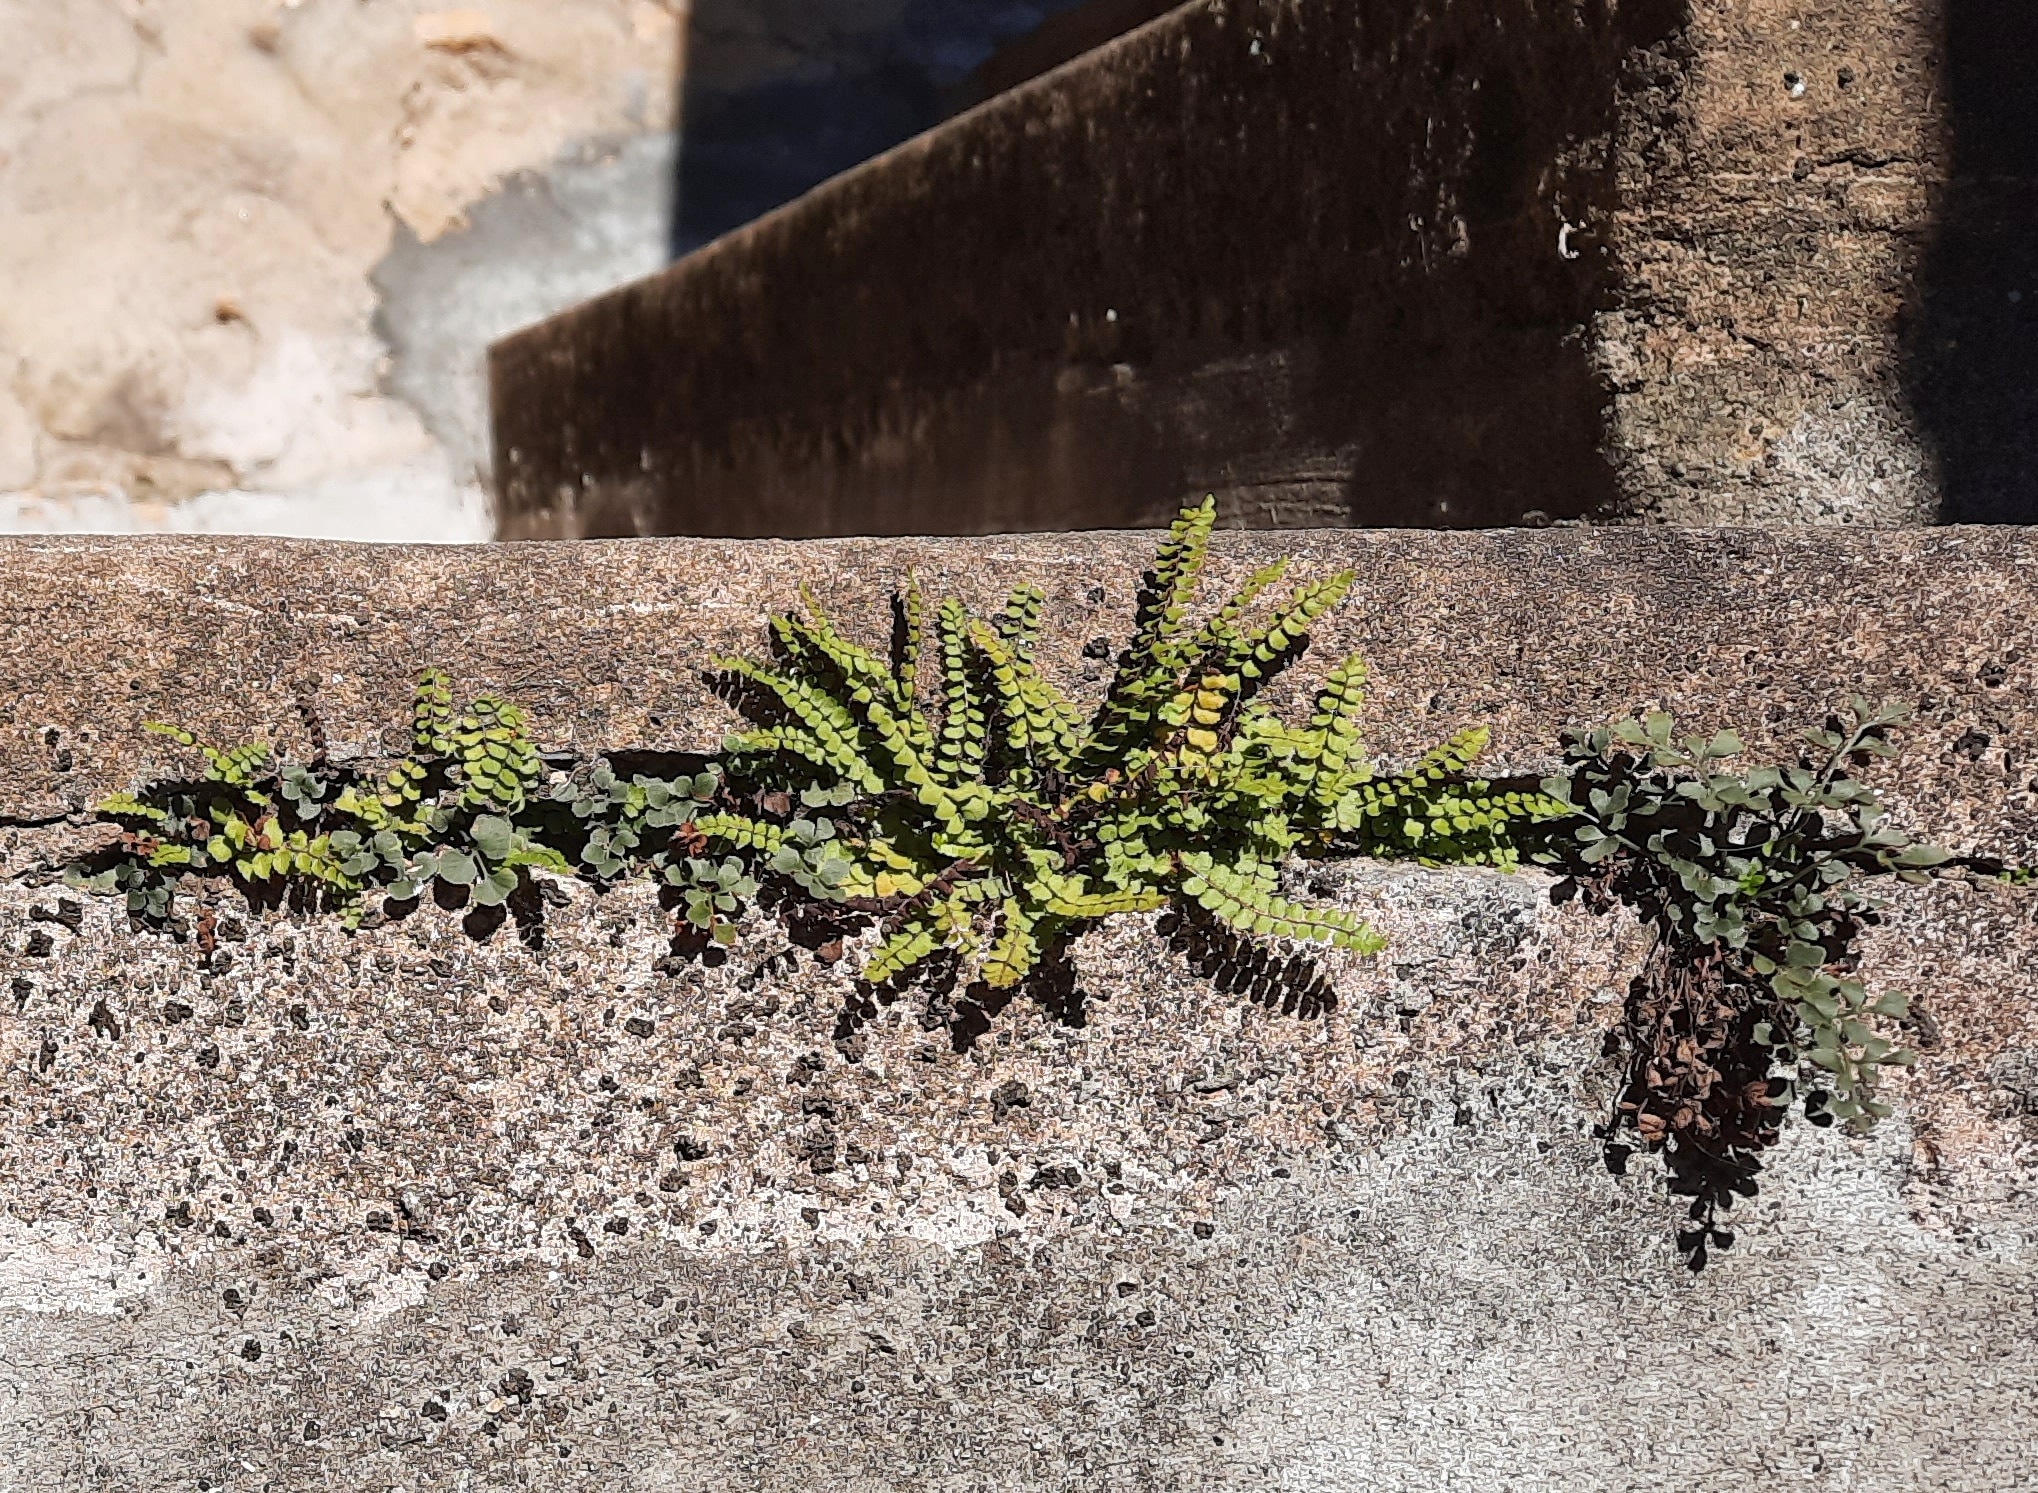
293, 685, 331, 769
1561, 861, 1803, 1272
1597, 936, 1779, 1271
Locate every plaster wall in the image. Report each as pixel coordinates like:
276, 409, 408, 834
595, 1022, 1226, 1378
0, 0, 681, 542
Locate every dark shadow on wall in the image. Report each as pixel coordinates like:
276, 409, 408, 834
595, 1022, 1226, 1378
497, 0, 1693, 539
1331, 21, 1656, 530
1904, 0, 2038, 523
672, 0, 1148, 256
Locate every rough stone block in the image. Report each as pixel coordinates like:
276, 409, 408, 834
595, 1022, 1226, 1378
0, 527, 2034, 1486
492, 0, 2033, 538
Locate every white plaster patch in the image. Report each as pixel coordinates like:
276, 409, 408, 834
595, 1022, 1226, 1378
312, 1257, 434, 1333
0, 1216, 163, 1318
0, 451, 492, 542
347, 1263, 431, 1331
1762, 394, 1940, 525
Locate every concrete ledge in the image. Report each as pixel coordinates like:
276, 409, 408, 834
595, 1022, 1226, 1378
1, 527, 2035, 1487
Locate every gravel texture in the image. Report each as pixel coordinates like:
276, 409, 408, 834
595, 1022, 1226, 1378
0, 527, 2034, 1489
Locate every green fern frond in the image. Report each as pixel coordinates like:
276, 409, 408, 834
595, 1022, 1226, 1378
1413, 727, 1490, 781
413, 668, 456, 756
1193, 560, 1291, 656
791, 586, 909, 715
1137, 496, 1216, 660
1183, 855, 1384, 952
1041, 875, 1166, 919
454, 696, 540, 813
1086, 500, 1228, 768
1229, 572, 1354, 683
996, 585, 1045, 665
695, 812, 790, 856
969, 620, 1082, 771
863, 908, 952, 986
197, 741, 271, 787
715, 656, 884, 792
721, 725, 842, 778
95, 792, 171, 823
1099, 498, 1216, 723
1303, 655, 1370, 813
982, 898, 1047, 988
891, 573, 924, 703
934, 600, 988, 780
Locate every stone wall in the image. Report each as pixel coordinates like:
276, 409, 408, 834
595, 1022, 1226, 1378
2, 527, 2035, 1488
492, 0, 2036, 539
1598, 0, 1947, 525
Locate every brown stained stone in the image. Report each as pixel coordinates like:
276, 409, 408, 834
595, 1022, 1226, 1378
494, 0, 1665, 537
490, 0, 2015, 538
0, 526, 2034, 1486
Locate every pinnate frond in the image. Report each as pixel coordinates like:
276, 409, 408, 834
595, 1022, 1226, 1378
1182, 855, 1384, 952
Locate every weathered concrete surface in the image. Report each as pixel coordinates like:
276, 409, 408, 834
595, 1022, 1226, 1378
2, 527, 2036, 1488
1598, 0, 1947, 526
493, 0, 2025, 539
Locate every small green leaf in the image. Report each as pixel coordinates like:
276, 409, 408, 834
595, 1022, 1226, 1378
470, 815, 514, 862
472, 867, 518, 907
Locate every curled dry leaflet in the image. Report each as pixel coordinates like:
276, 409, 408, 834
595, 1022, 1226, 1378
66, 503, 2013, 1264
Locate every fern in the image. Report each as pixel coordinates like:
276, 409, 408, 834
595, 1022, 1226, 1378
73, 505, 1555, 1006
1539, 700, 1950, 1266
700, 500, 1552, 992
79, 675, 684, 928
